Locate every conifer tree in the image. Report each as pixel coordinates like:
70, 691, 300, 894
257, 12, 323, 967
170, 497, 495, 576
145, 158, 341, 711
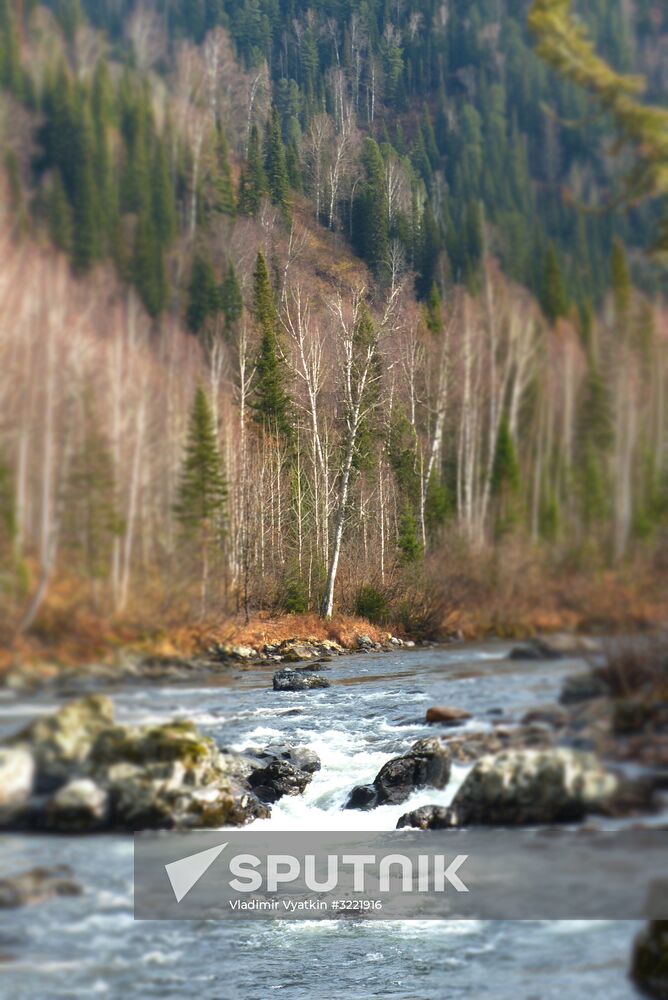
355, 138, 390, 279
397, 505, 423, 564
132, 210, 166, 317
46, 171, 73, 252
174, 386, 228, 611
212, 124, 235, 216
540, 243, 568, 323
238, 124, 267, 215
220, 263, 243, 328
152, 137, 177, 246
186, 254, 219, 334
264, 107, 290, 218
611, 237, 631, 319
491, 416, 521, 535
250, 252, 292, 440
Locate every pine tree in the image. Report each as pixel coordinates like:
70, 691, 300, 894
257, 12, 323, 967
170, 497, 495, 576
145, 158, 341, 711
264, 106, 290, 218
174, 386, 228, 611
46, 171, 73, 252
250, 252, 292, 440
186, 254, 219, 334
491, 416, 521, 535
212, 124, 236, 216
174, 386, 227, 536
397, 505, 423, 564
63, 396, 121, 580
132, 210, 166, 317
238, 123, 267, 215
152, 136, 177, 246
540, 243, 568, 323
220, 263, 243, 328
355, 138, 390, 279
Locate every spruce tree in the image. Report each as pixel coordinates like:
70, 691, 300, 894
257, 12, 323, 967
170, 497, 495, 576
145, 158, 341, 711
238, 124, 267, 215
250, 252, 292, 440
611, 237, 631, 319
540, 244, 568, 323
491, 416, 521, 536
397, 505, 423, 564
174, 386, 227, 537
46, 171, 73, 252
212, 124, 235, 216
152, 137, 177, 246
186, 254, 219, 334
264, 107, 290, 218
355, 138, 390, 279
132, 210, 166, 317
220, 263, 243, 328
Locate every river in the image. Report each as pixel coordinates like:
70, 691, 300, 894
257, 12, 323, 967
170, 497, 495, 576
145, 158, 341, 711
0, 641, 644, 998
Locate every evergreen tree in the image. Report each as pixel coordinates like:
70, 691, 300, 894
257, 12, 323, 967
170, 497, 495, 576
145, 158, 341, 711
46, 171, 73, 252
397, 505, 423, 564
250, 252, 292, 440
238, 123, 267, 215
540, 243, 568, 323
132, 211, 166, 317
174, 386, 228, 537
212, 124, 236, 216
152, 137, 177, 246
186, 253, 219, 333
491, 416, 521, 535
63, 395, 121, 580
354, 138, 390, 279
264, 106, 290, 218
220, 263, 243, 328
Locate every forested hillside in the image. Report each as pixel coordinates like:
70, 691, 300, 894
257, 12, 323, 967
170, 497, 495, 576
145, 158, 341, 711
0, 0, 666, 643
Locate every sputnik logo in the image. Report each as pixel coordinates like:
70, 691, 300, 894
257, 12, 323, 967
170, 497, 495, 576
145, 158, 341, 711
165, 842, 228, 902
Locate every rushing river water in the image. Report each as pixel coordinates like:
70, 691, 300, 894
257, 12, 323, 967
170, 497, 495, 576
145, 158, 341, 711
0, 642, 645, 999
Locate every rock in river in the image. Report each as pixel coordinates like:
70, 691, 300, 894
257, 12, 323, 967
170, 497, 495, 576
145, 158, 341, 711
0, 865, 82, 909
0, 748, 34, 822
631, 920, 668, 999
273, 668, 330, 692
426, 706, 471, 726
246, 743, 321, 803
345, 737, 451, 810
1, 696, 269, 832
447, 747, 619, 825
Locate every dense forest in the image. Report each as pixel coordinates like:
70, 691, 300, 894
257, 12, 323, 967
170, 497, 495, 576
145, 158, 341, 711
0, 0, 666, 637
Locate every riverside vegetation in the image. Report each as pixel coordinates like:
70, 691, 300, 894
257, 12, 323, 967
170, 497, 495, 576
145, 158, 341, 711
0, 0, 666, 671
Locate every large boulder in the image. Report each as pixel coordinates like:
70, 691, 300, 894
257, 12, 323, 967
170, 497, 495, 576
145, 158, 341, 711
245, 743, 321, 804
446, 748, 619, 825
510, 635, 601, 661
8, 694, 114, 791
0, 698, 269, 831
632, 921, 668, 999
0, 865, 81, 909
0, 748, 34, 822
273, 668, 330, 692
46, 778, 109, 832
344, 738, 451, 810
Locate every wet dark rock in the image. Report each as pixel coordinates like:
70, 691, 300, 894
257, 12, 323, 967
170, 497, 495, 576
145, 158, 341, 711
631, 921, 668, 999
426, 706, 472, 726
560, 672, 610, 705
0, 866, 82, 909
245, 743, 321, 803
344, 737, 451, 811
396, 805, 454, 830
446, 748, 619, 826
439, 725, 554, 764
273, 668, 331, 691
